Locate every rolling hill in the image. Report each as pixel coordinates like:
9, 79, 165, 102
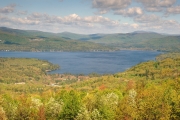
0, 27, 180, 52
59, 31, 180, 52
0, 27, 113, 52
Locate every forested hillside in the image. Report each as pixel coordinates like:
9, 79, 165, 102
87, 32, 180, 52
1, 27, 180, 52
0, 53, 180, 119
0, 27, 113, 52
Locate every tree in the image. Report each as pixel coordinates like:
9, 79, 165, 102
0, 106, 7, 120
59, 90, 82, 120
45, 97, 63, 120
1, 94, 17, 120
75, 106, 91, 120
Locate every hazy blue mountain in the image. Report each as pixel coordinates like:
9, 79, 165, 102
0, 27, 112, 52
0, 27, 180, 52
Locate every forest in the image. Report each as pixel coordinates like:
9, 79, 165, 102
0, 53, 180, 120
0, 27, 114, 52
1, 27, 180, 52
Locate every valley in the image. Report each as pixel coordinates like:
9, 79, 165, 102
0, 27, 180, 119
0, 53, 180, 119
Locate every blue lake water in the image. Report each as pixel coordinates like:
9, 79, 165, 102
0, 50, 162, 75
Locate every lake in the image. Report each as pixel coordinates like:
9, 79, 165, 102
0, 50, 162, 75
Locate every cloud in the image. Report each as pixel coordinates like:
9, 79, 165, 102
0, 1, 179, 34
131, 23, 139, 28
26, 12, 119, 27
140, 19, 180, 33
134, 14, 180, 28
63, 14, 81, 24
134, 14, 160, 23
133, 13, 180, 34
116, 23, 140, 32
166, 6, 180, 14
92, 0, 131, 14
27, 13, 59, 24
14, 18, 39, 25
158, 0, 177, 7
17, 11, 28, 16
136, 0, 176, 12
83, 15, 119, 25
0, 4, 16, 14
114, 7, 143, 17
0, 15, 39, 25
1, 12, 179, 34
0, 12, 119, 31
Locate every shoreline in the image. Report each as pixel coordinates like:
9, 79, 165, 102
0, 48, 165, 53
0, 50, 163, 75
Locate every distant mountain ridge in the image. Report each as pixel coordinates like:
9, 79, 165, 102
0, 27, 113, 52
0, 27, 180, 52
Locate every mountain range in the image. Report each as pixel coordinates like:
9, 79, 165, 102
0, 27, 180, 52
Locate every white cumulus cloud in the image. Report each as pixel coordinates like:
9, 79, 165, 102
136, 0, 176, 12
166, 6, 180, 14
114, 7, 143, 17
133, 13, 180, 34
0, 15, 39, 25
92, 0, 131, 14
134, 14, 161, 23
0, 4, 16, 14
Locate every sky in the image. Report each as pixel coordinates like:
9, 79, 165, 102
0, 0, 180, 34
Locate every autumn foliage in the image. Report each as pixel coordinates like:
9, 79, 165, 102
0, 53, 180, 119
